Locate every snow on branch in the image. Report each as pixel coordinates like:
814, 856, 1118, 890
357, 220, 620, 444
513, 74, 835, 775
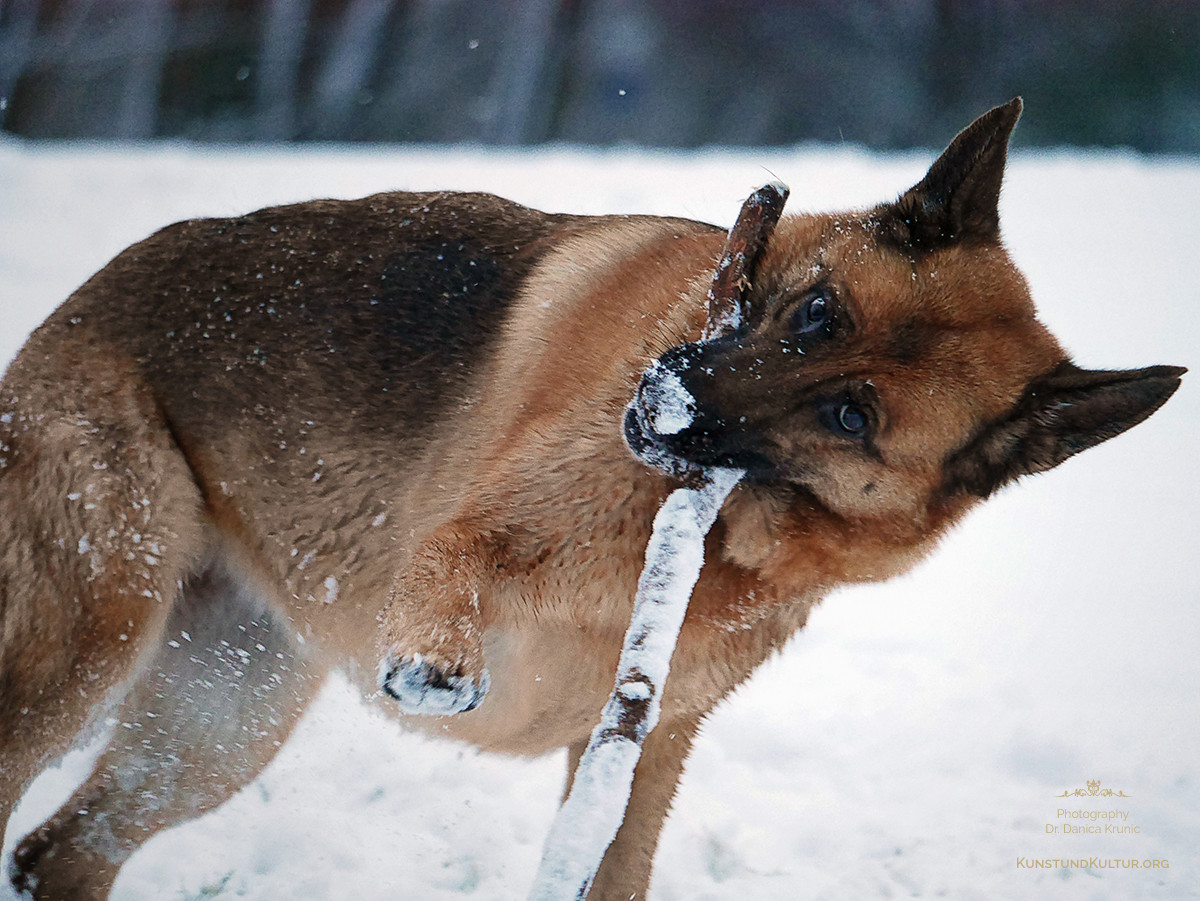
527, 467, 743, 901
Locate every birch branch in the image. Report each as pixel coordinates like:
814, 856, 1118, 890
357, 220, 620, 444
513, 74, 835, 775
527, 467, 742, 901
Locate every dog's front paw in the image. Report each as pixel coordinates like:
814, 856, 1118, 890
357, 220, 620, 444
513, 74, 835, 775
379, 653, 491, 715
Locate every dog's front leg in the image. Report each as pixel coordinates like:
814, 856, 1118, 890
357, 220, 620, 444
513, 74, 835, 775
568, 713, 702, 901
377, 521, 497, 715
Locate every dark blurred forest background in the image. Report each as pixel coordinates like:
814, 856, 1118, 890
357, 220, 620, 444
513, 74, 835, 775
2, 0, 1198, 152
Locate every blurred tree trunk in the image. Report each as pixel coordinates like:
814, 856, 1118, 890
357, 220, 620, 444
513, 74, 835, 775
311, 0, 392, 139
115, 0, 174, 138
484, 0, 566, 144
256, 0, 311, 140
0, 0, 40, 129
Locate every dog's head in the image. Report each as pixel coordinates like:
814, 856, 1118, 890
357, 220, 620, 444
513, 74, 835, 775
626, 99, 1184, 526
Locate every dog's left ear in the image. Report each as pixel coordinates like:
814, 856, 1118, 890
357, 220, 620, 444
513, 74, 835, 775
884, 97, 1023, 249
941, 362, 1186, 499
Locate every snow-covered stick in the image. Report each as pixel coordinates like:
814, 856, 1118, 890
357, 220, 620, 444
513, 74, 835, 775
527, 467, 743, 901
528, 184, 789, 901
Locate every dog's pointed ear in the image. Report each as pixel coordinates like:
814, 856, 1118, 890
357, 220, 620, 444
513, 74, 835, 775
885, 98, 1022, 250
942, 362, 1185, 499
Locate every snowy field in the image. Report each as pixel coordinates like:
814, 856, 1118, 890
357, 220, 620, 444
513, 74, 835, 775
1, 138, 1198, 901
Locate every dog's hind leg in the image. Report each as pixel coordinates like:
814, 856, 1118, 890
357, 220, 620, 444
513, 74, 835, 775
0, 356, 205, 868
9, 560, 325, 899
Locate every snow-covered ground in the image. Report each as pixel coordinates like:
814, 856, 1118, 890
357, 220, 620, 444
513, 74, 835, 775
1, 139, 1197, 901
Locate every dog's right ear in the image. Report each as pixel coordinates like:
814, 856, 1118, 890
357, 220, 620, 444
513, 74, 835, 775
941, 361, 1186, 500
883, 98, 1023, 250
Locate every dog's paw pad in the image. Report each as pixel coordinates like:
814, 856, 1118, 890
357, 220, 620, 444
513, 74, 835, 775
379, 654, 490, 715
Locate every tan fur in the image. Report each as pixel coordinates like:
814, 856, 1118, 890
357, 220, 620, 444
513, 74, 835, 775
0, 104, 1182, 899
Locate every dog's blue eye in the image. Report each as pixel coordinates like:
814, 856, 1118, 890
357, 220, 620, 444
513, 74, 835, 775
793, 292, 831, 333
837, 403, 867, 435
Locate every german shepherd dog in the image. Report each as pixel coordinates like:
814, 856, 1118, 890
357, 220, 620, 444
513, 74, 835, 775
0, 100, 1183, 899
